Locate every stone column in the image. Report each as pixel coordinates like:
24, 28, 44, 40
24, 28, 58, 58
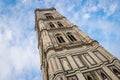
50, 59, 54, 74
48, 60, 53, 75
55, 57, 62, 71
102, 65, 119, 80
94, 71, 103, 80
51, 57, 58, 72
42, 30, 53, 51
44, 30, 53, 46
62, 34, 69, 44
38, 20, 44, 30
81, 55, 91, 66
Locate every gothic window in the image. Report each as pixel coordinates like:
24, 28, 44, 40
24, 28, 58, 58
73, 56, 84, 68
57, 22, 63, 27
93, 51, 107, 62
60, 57, 71, 71
67, 33, 77, 42
67, 75, 78, 80
56, 34, 65, 43
49, 22, 55, 28
100, 72, 108, 80
87, 75, 93, 80
97, 70, 110, 80
60, 77, 63, 80
45, 13, 54, 19
110, 66, 120, 78
84, 73, 94, 80
113, 68, 120, 76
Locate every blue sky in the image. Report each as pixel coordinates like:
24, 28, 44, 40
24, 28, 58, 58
0, 0, 120, 80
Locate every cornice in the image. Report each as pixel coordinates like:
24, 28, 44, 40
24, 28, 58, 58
45, 40, 99, 58
34, 7, 56, 13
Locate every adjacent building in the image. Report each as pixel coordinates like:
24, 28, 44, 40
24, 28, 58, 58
35, 8, 120, 80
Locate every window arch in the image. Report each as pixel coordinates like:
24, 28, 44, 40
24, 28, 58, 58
49, 22, 55, 28
84, 73, 94, 80
67, 75, 78, 80
97, 70, 111, 80
112, 68, 120, 78
66, 32, 77, 42
100, 72, 108, 79
57, 22, 63, 27
60, 77, 63, 80
55, 34, 65, 43
45, 13, 54, 19
87, 75, 93, 80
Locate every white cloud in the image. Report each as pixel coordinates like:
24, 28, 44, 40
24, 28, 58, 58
82, 13, 90, 19
4, 29, 13, 40
98, 0, 118, 16
90, 6, 98, 12
109, 4, 117, 14
0, 0, 42, 80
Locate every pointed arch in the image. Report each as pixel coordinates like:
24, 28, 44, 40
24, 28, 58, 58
45, 13, 54, 19
66, 32, 77, 42
55, 34, 65, 43
49, 22, 55, 28
112, 68, 120, 78
100, 72, 108, 79
60, 77, 63, 80
87, 75, 93, 80
67, 75, 78, 80
57, 21, 63, 27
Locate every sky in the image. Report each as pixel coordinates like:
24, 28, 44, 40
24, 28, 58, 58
0, 0, 120, 80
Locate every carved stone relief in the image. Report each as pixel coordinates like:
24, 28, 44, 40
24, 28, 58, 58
60, 57, 71, 71
73, 56, 85, 68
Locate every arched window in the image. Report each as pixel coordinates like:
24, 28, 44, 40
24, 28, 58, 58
112, 68, 120, 78
71, 78, 76, 80
87, 76, 93, 80
57, 22, 63, 27
67, 33, 77, 42
60, 77, 63, 80
100, 72, 108, 79
45, 13, 54, 19
56, 34, 65, 43
46, 15, 54, 19
49, 22, 55, 28
68, 75, 78, 80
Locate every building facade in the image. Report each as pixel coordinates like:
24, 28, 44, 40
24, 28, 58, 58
35, 8, 120, 80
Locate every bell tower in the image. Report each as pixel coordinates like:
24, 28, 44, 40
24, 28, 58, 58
35, 8, 120, 80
